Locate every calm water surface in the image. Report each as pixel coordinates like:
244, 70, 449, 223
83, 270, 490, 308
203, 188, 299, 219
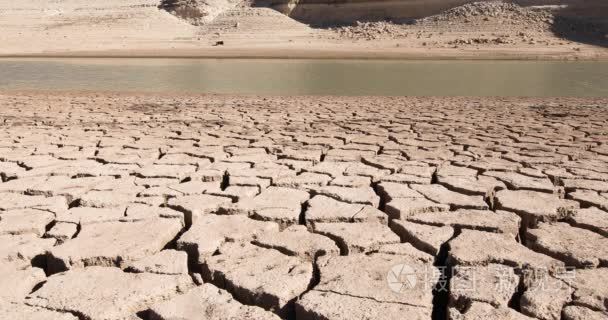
0, 58, 607, 97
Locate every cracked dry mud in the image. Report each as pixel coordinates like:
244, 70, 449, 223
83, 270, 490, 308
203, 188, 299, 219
1, 93, 607, 320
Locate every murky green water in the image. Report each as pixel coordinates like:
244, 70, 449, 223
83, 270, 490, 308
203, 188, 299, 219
0, 58, 606, 97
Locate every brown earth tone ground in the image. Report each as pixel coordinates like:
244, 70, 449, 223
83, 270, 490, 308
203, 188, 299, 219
1, 1, 606, 60
1, 92, 608, 319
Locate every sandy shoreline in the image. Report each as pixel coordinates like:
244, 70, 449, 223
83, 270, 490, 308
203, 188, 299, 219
2, 46, 607, 60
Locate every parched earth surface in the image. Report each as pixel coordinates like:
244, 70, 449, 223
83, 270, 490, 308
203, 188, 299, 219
1, 92, 607, 320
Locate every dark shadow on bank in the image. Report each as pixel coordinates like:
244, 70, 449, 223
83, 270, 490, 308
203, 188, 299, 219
549, 4, 608, 48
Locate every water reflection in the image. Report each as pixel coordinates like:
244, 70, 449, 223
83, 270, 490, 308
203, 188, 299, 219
0, 58, 606, 97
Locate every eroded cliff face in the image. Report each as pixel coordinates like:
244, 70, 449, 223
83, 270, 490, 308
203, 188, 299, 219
256, 0, 607, 27
159, 0, 242, 25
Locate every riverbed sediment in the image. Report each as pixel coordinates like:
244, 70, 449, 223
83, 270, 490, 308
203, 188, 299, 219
1, 92, 607, 319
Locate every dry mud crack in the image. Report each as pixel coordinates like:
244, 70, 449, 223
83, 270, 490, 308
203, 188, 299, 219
1, 93, 608, 320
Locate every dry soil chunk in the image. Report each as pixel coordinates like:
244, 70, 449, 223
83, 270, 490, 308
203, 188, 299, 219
495, 190, 579, 226
526, 222, 608, 268
47, 218, 182, 272
449, 302, 534, 320
568, 190, 608, 211
567, 207, 608, 237
0, 193, 67, 212
149, 284, 281, 320
202, 242, 313, 317
312, 186, 380, 207
26, 266, 193, 320
390, 220, 453, 255
483, 171, 555, 193
231, 186, 309, 225
0, 267, 46, 302
569, 268, 608, 312
451, 264, 519, 308
313, 222, 400, 255
406, 209, 521, 236
376, 181, 424, 201
45, 222, 78, 244
0, 209, 54, 236
177, 214, 278, 265
385, 197, 450, 219
316, 253, 436, 308
0, 233, 55, 269
411, 184, 489, 210
0, 302, 78, 320
253, 225, 339, 260
305, 195, 386, 225
167, 194, 232, 225
562, 306, 608, 320
520, 271, 573, 320
448, 230, 562, 269
126, 249, 188, 275
296, 290, 431, 320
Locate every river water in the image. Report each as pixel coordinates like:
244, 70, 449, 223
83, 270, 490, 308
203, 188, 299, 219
0, 58, 606, 97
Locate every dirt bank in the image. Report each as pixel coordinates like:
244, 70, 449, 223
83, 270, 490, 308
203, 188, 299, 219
0, 0, 606, 59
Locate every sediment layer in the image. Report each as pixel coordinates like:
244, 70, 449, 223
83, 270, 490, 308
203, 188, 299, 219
1, 92, 607, 319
